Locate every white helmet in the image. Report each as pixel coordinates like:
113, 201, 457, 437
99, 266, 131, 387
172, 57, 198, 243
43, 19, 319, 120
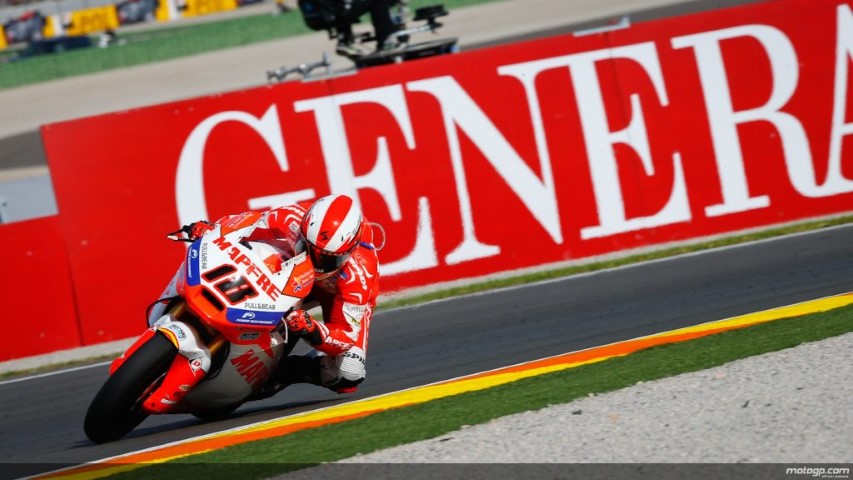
300, 195, 364, 276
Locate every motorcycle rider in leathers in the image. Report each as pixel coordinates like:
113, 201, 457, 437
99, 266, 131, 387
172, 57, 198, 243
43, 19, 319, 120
153, 194, 379, 402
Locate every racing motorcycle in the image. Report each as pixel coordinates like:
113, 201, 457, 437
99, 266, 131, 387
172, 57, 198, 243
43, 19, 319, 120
84, 214, 312, 443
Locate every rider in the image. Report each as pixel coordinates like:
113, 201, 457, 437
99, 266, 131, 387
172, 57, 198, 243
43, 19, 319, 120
189, 194, 380, 396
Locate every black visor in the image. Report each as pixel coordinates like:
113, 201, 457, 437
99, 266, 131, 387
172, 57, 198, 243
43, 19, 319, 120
306, 241, 352, 274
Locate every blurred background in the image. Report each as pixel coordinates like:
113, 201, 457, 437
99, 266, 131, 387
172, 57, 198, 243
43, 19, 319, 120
0, 0, 514, 222
0, 0, 478, 86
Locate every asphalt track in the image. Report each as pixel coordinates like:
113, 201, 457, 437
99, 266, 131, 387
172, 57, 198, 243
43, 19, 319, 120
1, 224, 852, 479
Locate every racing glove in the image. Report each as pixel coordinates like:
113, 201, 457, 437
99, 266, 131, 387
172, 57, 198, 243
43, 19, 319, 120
186, 220, 215, 241
285, 310, 328, 346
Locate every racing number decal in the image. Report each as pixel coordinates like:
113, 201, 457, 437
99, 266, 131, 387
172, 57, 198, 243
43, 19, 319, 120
203, 265, 258, 304
203, 265, 237, 281
215, 276, 258, 303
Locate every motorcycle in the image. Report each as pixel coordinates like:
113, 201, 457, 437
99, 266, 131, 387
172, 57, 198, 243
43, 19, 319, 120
267, 0, 458, 81
84, 213, 312, 443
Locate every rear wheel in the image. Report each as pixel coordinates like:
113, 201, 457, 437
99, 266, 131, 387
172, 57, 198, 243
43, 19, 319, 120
83, 332, 176, 443
191, 404, 239, 421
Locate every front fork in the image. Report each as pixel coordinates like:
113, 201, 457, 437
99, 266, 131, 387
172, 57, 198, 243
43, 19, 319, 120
111, 304, 224, 414
143, 333, 225, 414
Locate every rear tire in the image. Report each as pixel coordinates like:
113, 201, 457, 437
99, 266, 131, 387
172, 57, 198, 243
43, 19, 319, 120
83, 332, 176, 443
191, 404, 239, 421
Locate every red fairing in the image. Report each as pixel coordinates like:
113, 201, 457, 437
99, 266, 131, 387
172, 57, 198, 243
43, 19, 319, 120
144, 354, 207, 414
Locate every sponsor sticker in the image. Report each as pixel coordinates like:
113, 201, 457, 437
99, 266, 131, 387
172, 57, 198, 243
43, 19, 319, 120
240, 331, 261, 341
342, 303, 367, 328
186, 239, 202, 286
165, 324, 187, 341
226, 308, 282, 326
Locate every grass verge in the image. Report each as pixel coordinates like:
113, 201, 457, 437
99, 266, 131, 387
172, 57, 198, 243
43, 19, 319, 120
109, 301, 853, 479
0, 0, 502, 89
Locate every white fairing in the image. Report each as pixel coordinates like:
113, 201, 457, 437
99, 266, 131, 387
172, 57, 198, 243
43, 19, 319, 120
152, 315, 212, 372
149, 313, 288, 409
147, 264, 183, 327
183, 332, 287, 408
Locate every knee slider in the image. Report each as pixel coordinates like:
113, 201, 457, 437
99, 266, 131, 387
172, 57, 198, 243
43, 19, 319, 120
317, 348, 366, 388
339, 348, 366, 383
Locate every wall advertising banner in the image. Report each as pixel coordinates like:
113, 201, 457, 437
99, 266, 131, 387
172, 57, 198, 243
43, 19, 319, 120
0, 217, 80, 360
42, 0, 853, 344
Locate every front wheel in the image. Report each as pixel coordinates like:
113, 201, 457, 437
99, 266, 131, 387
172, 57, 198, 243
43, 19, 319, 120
84, 332, 176, 443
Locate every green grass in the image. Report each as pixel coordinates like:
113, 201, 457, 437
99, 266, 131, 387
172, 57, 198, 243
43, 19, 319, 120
108, 302, 853, 479
0, 0, 504, 89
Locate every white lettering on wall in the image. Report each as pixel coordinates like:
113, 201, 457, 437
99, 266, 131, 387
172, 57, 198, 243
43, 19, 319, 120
494, 64, 564, 244
826, 4, 853, 194
175, 6, 853, 279
408, 76, 564, 264
176, 106, 290, 225
677, 17, 853, 201
576, 43, 690, 238
378, 197, 438, 275
674, 25, 820, 211
509, 43, 690, 239
295, 86, 438, 273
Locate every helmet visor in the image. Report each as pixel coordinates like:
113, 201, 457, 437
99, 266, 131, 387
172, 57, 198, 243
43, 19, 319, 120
306, 241, 352, 274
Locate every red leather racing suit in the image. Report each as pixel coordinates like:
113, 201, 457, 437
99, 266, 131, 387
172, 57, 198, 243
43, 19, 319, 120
216, 202, 379, 389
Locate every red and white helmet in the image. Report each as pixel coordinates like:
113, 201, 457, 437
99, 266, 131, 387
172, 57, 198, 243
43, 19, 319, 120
300, 194, 364, 277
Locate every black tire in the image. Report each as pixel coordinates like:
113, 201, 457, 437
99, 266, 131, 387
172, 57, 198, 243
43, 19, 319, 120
191, 404, 239, 421
83, 332, 177, 443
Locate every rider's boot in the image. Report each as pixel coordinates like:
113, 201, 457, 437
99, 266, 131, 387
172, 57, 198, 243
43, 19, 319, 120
248, 354, 323, 400
280, 354, 364, 394
277, 354, 324, 386
250, 354, 362, 398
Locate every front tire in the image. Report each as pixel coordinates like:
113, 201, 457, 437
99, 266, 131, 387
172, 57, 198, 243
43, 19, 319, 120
84, 332, 176, 443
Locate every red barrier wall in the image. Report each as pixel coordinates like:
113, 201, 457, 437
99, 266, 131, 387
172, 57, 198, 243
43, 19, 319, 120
0, 217, 80, 361
39, 0, 853, 347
